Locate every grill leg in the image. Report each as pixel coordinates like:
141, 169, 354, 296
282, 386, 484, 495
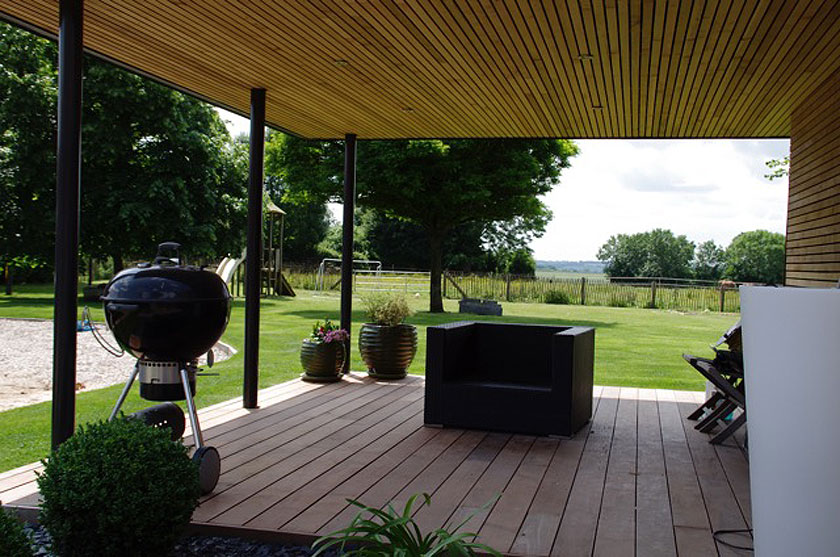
180, 367, 204, 449
109, 362, 140, 421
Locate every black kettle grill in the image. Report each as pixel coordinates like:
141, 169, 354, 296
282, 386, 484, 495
104, 242, 231, 494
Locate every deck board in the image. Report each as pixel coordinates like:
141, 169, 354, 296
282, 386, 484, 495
0, 374, 750, 556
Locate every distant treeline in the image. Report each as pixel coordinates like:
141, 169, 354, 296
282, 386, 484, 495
536, 260, 606, 274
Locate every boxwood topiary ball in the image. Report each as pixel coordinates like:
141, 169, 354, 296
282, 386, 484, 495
37, 417, 200, 557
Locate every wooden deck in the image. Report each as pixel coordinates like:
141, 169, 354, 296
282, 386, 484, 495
0, 373, 751, 556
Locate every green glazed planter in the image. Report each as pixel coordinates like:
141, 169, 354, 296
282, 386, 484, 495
358, 323, 417, 379
300, 339, 345, 383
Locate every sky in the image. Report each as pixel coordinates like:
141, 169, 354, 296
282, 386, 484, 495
217, 110, 790, 262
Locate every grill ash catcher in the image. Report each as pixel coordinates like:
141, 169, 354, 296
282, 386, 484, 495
102, 242, 232, 494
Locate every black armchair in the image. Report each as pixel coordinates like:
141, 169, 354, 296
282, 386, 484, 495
424, 322, 595, 437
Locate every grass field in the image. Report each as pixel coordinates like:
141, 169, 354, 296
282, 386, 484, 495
0, 284, 736, 472
534, 269, 606, 280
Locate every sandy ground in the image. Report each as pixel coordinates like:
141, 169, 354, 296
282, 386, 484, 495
0, 318, 235, 412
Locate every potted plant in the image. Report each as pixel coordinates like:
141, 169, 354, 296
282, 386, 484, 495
359, 293, 417, 379
300, 319, 348, 383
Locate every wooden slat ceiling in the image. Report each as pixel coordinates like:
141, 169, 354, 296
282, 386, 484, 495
3, 1, 840, 140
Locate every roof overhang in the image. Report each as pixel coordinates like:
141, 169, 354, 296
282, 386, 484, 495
3, 1, 839, 140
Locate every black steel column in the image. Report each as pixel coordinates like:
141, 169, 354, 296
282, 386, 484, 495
340, 134, 357, 373
52, 0, 84, 448
243, 88, 265, 408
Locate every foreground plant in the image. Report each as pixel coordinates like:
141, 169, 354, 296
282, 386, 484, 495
311, 493, 500, 556
0, 508, 32, 557
37, 417, 200, 557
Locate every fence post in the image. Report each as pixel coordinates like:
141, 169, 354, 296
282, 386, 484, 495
505, 274, 511, 301
580, 277, 586, 305
719, 285, 726, 312
650, 280, 657, 308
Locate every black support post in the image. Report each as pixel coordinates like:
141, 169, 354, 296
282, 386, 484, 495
243, 88, 265, 408
52, 0, 84, 449
340, 134, 357, 373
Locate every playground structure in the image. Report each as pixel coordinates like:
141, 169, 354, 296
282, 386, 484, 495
315, 258, 429, 295
215, 200, 295, 298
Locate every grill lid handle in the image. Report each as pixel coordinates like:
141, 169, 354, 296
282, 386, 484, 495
154, 242, 182, 266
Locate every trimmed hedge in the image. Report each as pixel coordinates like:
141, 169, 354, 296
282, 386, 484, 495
37, 417, 199, 557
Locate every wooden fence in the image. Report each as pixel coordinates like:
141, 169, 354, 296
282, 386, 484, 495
250, 265, 741, 313
443, 273, 741, 313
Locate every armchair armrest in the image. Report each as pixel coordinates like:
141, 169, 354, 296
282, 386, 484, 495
424, 322, 476, 425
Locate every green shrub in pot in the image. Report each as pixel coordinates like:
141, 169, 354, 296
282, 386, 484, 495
37, 417, 200, 557
359, 293, 417, 379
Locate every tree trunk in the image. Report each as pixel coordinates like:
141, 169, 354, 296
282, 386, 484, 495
428, 233, 445, 313
112, 252, 124, 275
4, 264, 12, 296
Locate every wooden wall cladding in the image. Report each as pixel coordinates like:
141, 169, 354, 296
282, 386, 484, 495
787, 66, 840, 287
3, 1, 840, 139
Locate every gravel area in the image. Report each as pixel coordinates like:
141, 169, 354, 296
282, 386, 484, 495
0, 318, 234, 412
23, 524, 339, 556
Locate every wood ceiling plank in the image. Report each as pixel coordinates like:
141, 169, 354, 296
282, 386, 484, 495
2, 1, 840, 138
753, 9, 840, 136
726, 0, 827, 135
316, 1, 484, 136
105, 1, 391, 137
523, 0, 587, 134
443, 0, 546, 136
398, 2, 524, 136
652, 3, 684, 137
582, 0, 619, 136
662, 0, 706, 137
680, 0, 742, 135
568, 0, 606, 136
471, 0, 551, 136
510, 0, 579, 134
616, 0, 632, 136
688, 0, 763, 137
712, 0, 803, 136
644, 2, 668, 137
675, 2, 719, 137
489, 0, 565, 134
279, 1, 475, 136
604, 0, 627, 137
540, 0, 598, 136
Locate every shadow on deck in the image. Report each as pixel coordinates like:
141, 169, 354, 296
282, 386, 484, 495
0, 373, 750, 556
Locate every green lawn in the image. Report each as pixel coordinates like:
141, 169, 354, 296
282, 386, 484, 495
0, 284, 736, 472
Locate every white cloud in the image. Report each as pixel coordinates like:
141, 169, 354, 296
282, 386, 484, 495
531, 139, 790, 261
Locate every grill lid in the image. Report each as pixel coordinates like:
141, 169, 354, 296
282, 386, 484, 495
102, 242, 230, 304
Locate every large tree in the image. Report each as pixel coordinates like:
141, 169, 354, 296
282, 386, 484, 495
724, 230, 785, 284
80, 61, 247, 270
0, 21, 249, 278
597, 229, 695, 279
692, 240, 725, 281
264, 132, 331, 263
275, 137, 577, 311
0, 23, 57, 281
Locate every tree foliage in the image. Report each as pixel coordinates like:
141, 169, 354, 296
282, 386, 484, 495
0, 23, 57, 276
0, 22, 248, 277
597, 229, 695, 279
724, 230, 785, 284
80, 60, 247, 270
692, 240, 725, 281
764, 156, 790, 181
276, 137, 578, 311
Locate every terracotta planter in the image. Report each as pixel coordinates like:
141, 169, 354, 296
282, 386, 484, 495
300, 339, 345, 382
358, 323, 417, 379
